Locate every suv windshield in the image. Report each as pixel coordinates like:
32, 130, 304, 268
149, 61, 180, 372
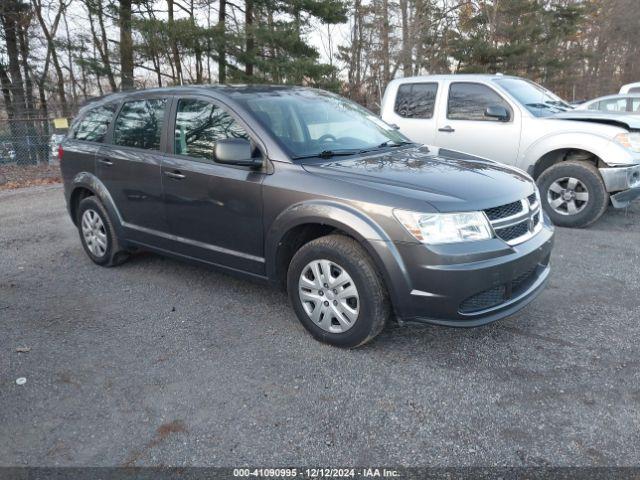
494, 78, 573, 117
235, 89, 410, 159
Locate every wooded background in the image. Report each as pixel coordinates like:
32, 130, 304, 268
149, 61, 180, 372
1, 0, 639, 123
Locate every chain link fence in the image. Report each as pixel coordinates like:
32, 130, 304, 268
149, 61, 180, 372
0, 118, 65, 166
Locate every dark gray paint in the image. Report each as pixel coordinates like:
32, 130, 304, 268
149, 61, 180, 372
61, 85, 554, 325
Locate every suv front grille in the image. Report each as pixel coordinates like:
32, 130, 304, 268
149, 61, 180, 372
512, 265, 537, 292
483, 192, 542, 246
495, 221, 529, 242
459, 265, 540, 314
484, 200, 524, 221
459, 285, 506, 313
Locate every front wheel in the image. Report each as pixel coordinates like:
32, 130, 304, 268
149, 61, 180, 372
537, 161, 609, 228
287, 234, 390, 348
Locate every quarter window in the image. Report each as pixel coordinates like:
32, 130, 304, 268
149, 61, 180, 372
394, 83, 438, 118
113, 98, 167, 150
174, 99, 249, 160
73, 104, 116, 142
447, 83, 511, 121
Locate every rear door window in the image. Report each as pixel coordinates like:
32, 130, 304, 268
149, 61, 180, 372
394, 83, 438, 118
174, 98, 249, 161
73, 104, 116, 142
447, 83, 511, 121
598, 98, 627, 112
113, 98, 167, 150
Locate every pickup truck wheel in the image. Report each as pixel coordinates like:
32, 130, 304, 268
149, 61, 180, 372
77, 196, 129, 267
537, 161, 608, 228
287, 234, 390, 348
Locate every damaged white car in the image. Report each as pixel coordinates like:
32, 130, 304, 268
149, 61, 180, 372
382, 75, 640, 227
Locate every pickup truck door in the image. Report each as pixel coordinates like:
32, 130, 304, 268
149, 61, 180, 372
434, 81, 522, 165
382, 82, 440, 145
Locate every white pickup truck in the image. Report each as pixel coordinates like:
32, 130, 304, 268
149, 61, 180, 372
381, 74, 640, 227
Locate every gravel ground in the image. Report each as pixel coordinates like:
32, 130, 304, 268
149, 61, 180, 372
0, 185, 639, 467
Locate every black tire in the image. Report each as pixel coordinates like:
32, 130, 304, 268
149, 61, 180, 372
76, 196, 129, 267
537, 161, 608, 228
287, 234, 390, 348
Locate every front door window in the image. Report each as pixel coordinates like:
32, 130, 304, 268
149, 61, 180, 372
174, 99, 249, 161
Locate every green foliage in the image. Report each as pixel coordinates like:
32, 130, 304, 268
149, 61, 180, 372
450, 0, 586, 84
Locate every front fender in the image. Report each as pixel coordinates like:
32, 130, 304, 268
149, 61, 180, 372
265, 200, 412, 316
521, 131, 637, 170
69, 172, 125, 238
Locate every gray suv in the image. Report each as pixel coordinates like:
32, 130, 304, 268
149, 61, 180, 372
60, 86, 554, 347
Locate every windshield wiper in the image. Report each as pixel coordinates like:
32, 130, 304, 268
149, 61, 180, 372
293, 150, 361, 160
545, 100, 572, 111
293, 141, 415, 160
376, 140, 414, 148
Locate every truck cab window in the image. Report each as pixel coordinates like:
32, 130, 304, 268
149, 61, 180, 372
394, 83, 438, 119
448, 83, 510, 121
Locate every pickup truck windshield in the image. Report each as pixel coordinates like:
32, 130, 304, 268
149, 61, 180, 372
237, 90, 409, 159
495, 78, 573, 117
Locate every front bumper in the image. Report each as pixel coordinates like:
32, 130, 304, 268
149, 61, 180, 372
599, 165, 640, 208
391, 214, 554, 327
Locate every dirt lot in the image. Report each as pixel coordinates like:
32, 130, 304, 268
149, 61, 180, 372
0, 185, 639, 467
0, 164, 61, 190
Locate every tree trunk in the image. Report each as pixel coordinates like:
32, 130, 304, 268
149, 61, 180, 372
0, 1, 38, 163
218, 0, 226, 84
2, 3, 29, 120
119, 0, 134, 90
381, 0, 390, 85
400, 0, 411, 75
63, 9, 78, 105
0, 64, 16, 119
18, 18, 35, 115
93, 0, 118, 91
168, 0, 183, 84
245, 0, 254, 77
32, 0, 69, 117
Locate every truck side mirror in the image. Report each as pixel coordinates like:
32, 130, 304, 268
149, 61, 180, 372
485, 105, 510, 122
214, 138, 262, 167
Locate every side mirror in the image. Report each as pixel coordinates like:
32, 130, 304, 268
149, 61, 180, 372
485, 105, 510, 122
214, 138, 261, 167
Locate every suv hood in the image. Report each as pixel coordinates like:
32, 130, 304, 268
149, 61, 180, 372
553, 111, 640, 131
301, 146, 535, 212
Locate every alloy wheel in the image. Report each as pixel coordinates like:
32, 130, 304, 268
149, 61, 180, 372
298, 259, 360, 334
547, 176, 589, 216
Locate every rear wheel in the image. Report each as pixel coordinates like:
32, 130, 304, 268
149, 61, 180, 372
77, 196, 129, 267
537, 161, 608, 228
287, 234, 390, 348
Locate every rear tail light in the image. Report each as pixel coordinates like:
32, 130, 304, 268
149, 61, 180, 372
58, 144, 64, 160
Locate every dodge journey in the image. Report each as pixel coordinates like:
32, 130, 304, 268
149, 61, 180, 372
60, 86, 554, 347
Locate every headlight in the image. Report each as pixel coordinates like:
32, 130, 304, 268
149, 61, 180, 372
613, 132, 640, 153
393, 209, 493, 244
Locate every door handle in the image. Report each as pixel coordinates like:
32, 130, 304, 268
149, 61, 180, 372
98, 158, 113, 166
164, 170, 186, 180
438, 125, 455, 133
